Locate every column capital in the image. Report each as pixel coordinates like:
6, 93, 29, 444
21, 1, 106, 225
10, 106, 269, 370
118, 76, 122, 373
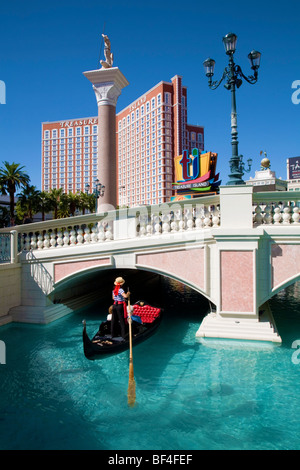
92, 82, 122, 107
83, 67, 129, 107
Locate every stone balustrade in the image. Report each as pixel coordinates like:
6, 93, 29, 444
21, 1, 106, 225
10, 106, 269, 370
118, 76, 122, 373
253, 192, 300, 226
2, 188, 300, 263
0, 196, 221, 257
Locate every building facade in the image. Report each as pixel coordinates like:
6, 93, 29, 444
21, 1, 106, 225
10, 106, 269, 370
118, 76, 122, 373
42, 117, 98, 194
41, 75, 204, 206
116, 75, 204, 206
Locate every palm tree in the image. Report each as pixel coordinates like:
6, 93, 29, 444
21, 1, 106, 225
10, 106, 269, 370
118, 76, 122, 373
37, 191, 53, 221
0, 161, 30, 225
17, 184, 41, 222
48, 187, 64, 219
67, 192, 80, 217
57, 192, 70, 218
78, 191, 94, 215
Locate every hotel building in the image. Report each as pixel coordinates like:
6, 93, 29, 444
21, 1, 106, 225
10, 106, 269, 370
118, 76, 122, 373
42, 117, 98, 194
41, 75, 204, 205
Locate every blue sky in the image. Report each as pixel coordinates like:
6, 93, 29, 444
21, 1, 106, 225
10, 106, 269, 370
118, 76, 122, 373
0, 0, 299, 189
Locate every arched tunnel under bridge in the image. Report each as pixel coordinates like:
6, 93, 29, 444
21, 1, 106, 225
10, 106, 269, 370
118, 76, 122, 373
49, 268, 211, 327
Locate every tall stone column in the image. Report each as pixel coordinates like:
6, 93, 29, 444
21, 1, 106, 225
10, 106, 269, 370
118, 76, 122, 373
83, 67, 129, 210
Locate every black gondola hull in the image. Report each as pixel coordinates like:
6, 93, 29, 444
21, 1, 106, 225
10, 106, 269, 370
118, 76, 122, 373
82, 308, 162, 360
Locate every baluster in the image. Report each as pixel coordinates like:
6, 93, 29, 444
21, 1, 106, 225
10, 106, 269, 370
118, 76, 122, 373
273, 206, 282, 225
69, 229, 76, 246
24, 234, 31, 251
84, 226, 91, 244
97, 222, 105, 242
30, 234, 37, 250
185, 208, 194, 230
161, 213, 171, 234
37, 234, 43, 250
153, 215, 161, 235
212, 206, 220, 228
63, 230, 70, 246
43, 233, 50, 249
56, 230, 63, 248
170, 209, 180, 232
90, 225, 98, 243
77, 228, 84, 245
282, 205, 291, 224
292, 206, 300, 224
263, 204, 273, 225
139, 214, 147, 237
146, 216, 153, 236
203, 207, 212, 228
195, 206, 204, 229
254, 205, 263, 226
105, 222, 113, 241
50, 231, 57, 248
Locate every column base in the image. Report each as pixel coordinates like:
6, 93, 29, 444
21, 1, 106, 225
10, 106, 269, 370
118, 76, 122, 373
196, 302, 281, 343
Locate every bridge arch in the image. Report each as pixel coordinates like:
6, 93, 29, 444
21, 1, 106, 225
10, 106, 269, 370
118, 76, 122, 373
269, 242, 300, 301
49, 261, 212, 317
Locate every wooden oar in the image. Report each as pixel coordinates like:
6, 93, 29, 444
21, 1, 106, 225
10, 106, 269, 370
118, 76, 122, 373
127, 289, 136, 407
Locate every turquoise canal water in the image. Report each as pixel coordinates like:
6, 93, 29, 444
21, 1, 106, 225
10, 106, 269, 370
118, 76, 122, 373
1, 277, 300, 450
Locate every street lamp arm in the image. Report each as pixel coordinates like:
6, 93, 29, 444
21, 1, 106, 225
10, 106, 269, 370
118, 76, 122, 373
234, 65, 258, 85
208, 69, 228, 90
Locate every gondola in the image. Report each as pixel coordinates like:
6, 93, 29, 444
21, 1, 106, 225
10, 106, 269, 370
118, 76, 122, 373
82, 301, 162, 360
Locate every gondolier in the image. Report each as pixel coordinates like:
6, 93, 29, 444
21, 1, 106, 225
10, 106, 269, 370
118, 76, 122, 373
111, 277, 130, 339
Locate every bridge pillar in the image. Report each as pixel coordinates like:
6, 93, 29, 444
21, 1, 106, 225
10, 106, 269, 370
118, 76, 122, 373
197, 186, 282, 343
83, 67, 129, 210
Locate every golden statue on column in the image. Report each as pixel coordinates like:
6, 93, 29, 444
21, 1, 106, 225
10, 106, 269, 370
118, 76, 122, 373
100, 34, 114, 68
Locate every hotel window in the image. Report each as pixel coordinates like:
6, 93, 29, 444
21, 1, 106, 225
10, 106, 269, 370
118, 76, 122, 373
68, 128, 73, 137
84, 126, 89, 135
157, 93, 161, 106
164, 92, 171, 104
52, 130, 57, 138
76, 127, 81, 136
146, 101, 150, 113
44, 130, 50, 139
60, 129, 65, 138
151, 97, 155, 110
93, 125, 98, 134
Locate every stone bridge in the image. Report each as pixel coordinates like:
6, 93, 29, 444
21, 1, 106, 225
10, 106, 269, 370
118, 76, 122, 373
1, 186, 300, 343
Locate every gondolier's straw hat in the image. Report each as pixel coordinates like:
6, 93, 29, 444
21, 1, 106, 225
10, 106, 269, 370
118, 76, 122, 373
114, 277, 125, 285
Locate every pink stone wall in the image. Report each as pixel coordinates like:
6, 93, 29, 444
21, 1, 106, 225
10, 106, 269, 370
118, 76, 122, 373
54, 257, 111, 283
136, 247, 205, 290
220, 250, 254, 313
272, 244, 300, 290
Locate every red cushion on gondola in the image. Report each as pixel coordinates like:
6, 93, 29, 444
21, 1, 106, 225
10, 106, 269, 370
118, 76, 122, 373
132, 305, 161, 323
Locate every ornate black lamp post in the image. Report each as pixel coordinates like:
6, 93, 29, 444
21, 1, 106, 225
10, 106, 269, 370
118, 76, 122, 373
203, 33, 261, 185
85, 178, 105, 212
